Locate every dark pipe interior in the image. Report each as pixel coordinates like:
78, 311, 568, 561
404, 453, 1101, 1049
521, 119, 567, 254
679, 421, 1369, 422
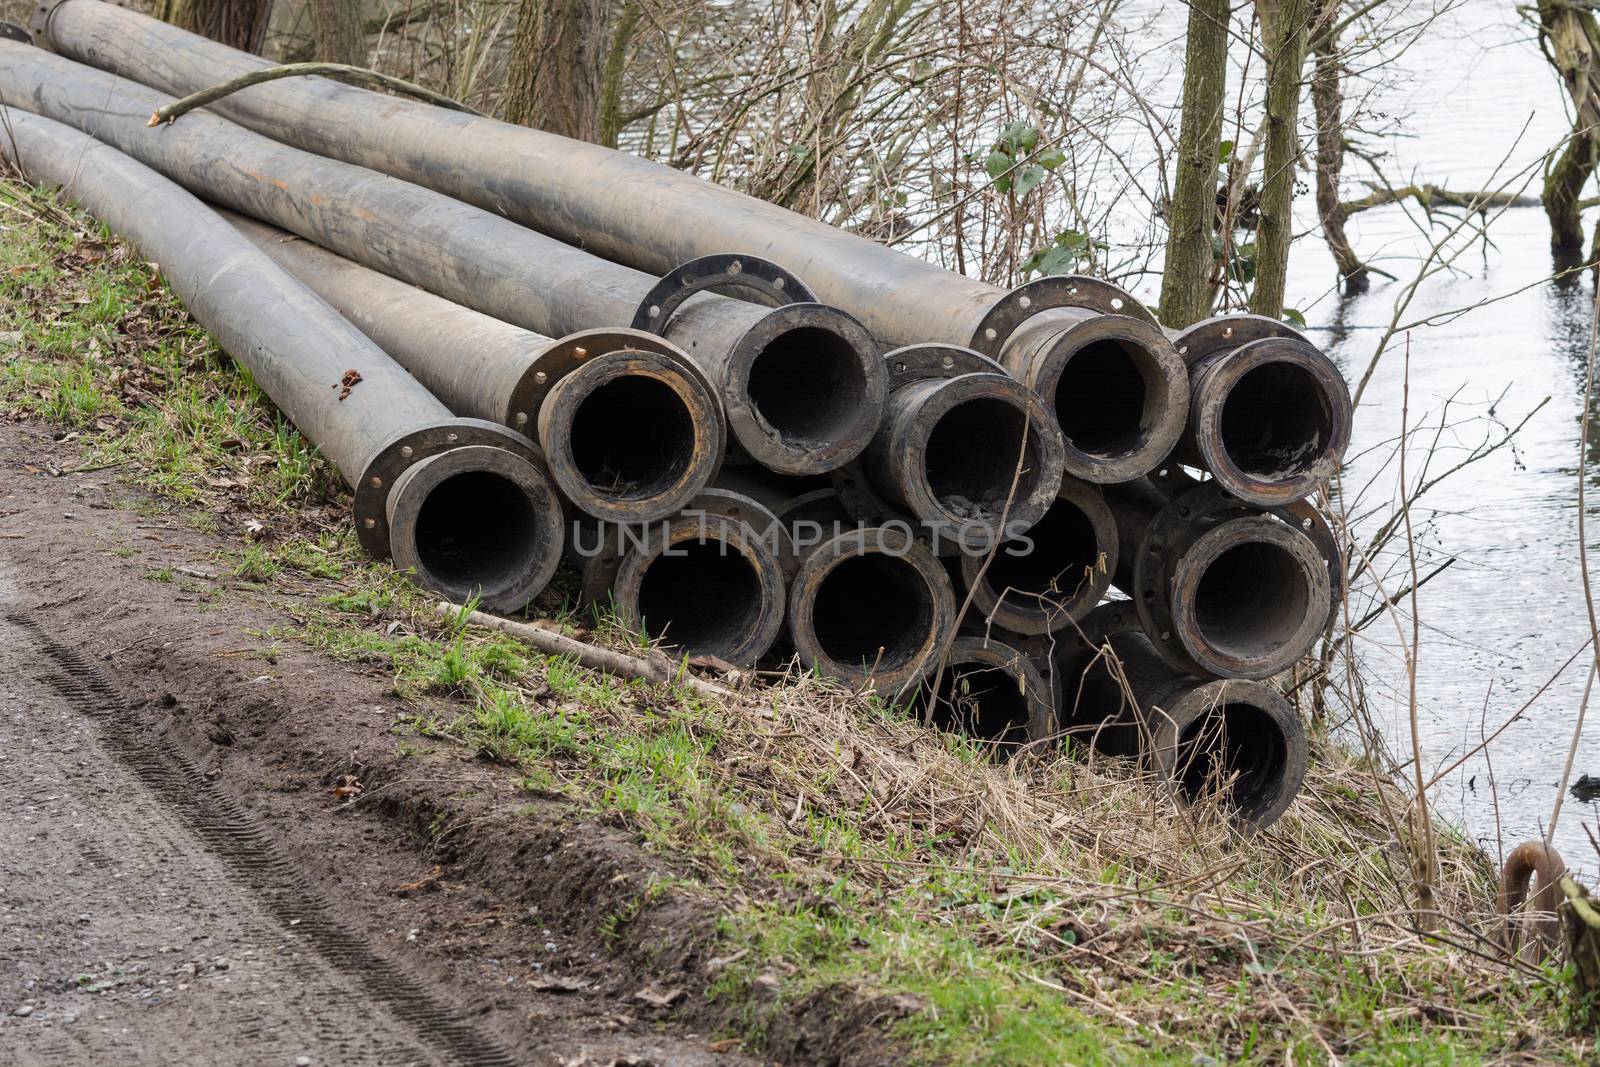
810, 553, 934, 670
1174, 702, 1287, 820
1054, 339, 1158, 458
1192, 540, 1312, 661
635, 538, 764, 653
413, 469, 539, 587
922, 662, 1030, 750
981, 496, 1100, 613
924, 397, 1037, 516
569, 375, 695, 498
746, 326, 869, 446
1218, 361, 1333, 477
1063, 657, 1140, 758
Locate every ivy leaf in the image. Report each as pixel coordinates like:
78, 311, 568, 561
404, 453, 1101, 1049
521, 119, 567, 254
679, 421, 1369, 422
986, 150, 1014, 192
1218, 139, 1234, 164
1036, 146, 1066, 171
1282, 307, 1307, 328
1015, 164, 1048, 199
998, 120, 1038, 156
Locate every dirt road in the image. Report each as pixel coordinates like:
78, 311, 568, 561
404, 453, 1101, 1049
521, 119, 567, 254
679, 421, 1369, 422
0, 420, 766, 1066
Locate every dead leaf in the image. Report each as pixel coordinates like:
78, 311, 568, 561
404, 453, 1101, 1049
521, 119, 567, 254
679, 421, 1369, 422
336, 368, 363, 401
529, 974, 591, 993
631, 985, 684, 1008
333, 773, 363, 800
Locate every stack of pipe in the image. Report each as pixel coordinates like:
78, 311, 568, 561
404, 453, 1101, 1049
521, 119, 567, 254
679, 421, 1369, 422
1, 0, 1354, 827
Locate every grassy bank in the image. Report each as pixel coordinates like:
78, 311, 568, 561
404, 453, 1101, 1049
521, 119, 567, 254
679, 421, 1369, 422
1, 177, 1589, 1065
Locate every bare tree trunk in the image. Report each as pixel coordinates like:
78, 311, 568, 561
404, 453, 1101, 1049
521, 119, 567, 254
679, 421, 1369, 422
504, 0, 610, 142
309, 0, 365, 66
1248, 0, 1310, 318
598, 2, 640, 149
1309, 0, 1367, 294
1535, 0, 1600, 252
157, 0, 276, 53
1158, 0, 1229, 329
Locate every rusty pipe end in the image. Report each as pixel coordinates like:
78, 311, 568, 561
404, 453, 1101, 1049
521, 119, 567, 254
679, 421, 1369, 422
1004, 312, 1188, 483
1168, 516, 1332, 678
1150, 679, 1308, 830
533, 349, 725, 523
866, 371, 1065, 546
959, 477, 1116, 635
384, 444, 565, 613
788, 526, 956, 694
612, 505, 787, 668
918, 635, 1054, 756
724, 303, 886, 475
1188, 337, 1351, 506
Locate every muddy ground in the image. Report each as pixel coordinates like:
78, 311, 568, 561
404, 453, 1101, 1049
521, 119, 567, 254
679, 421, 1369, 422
0, 418, 844, 1066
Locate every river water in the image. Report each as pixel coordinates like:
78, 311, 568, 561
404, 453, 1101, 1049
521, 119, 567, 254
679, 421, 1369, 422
1109, 0, 1599, 868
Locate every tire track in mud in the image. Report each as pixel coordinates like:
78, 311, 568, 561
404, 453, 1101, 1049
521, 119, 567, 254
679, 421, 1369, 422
5, 611, 521, 1067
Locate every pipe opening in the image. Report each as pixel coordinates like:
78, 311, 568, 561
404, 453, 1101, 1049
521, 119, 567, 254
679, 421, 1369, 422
569, 375, 695, 499
1055, 339, 1162, 458
925, 397, 1038, 517
922, 662, 1030, 748
811, 553, 935, 671
746, 326, 871, 446
1192, 540, 1313, 662
1175, 702, 1287, 820
635, 538, 764, 654
1219, 361, 1333, 477
981, 496, 1100, 613
413, 469, 541, 588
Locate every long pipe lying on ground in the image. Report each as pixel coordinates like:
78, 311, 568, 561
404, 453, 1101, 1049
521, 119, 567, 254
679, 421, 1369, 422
0, 40, 884, 476
221, 212, 725, 522
846, 344, 1066, 548
31, 0, 1186, 483
1171, 314, 1352, 506
0, 108, 564, 610
1060, 605, 1308, 829
1106, 477, 1333, 679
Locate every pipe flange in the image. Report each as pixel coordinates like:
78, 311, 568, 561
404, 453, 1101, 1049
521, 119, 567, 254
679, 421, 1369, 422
27, 0, 67, 49
353, 418, 542, 558
0, 21, 30, 41
631, 253, 817, 335
507, 327, 716, 429
883, 342, 1003, 386
1172, 312, 1306, 367
970, 275, 1157, 358
830, 459, 911, 533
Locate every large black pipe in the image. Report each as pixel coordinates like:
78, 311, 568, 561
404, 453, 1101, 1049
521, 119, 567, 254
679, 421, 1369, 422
32, 0, 1185, 482
917, 635, 1054, 757
221, 212, 725, 523
956, 476, 1118, 635
1170, 314, 1351, 506
0, 108, 564, 610
788, 526, 957, 695
1058, 605, 1308, 829
1106, 476, 1335, 679
584, 489, 790, 667
0, 40, 885, 476
843, 344, 1066, 550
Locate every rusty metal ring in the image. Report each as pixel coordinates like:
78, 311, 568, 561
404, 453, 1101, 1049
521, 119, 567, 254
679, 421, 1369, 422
969, 275, 1157, 357
1130, 479, 1343, 676
507, 326, 716, 429
1171, 312, 1306, 367
353, 418, 543, 558
631, 253, 817, 335
882, 342, 1004, 386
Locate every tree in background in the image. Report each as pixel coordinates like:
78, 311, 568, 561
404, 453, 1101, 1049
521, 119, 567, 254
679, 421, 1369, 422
309, 0, 365, 65
1157, 0, 1229, 329
1532, 0, 1600, 257
155, 0, 275, 53
1248, 0, 1311, 319
504, 0, 610, 141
